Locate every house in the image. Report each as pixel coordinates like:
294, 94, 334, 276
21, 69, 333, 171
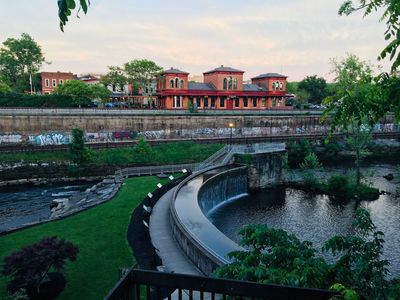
156, 66, 290, 110
40, 71, 74, 94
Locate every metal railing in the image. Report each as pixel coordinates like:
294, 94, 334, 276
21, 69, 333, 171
118, 164, 198, 177
104, 269, 340, 300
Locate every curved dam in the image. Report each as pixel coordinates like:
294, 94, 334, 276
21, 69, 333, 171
170, 165, 248, 275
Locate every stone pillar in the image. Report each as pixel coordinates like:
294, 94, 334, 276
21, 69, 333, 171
234, 150, 287, 191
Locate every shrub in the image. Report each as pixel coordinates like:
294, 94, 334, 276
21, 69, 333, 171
0, 93, 78, 108
2, 237, 79, 293
326, 174, 351, 198
300, 152, 322, 169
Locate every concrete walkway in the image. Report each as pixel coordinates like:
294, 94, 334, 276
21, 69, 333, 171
149, 187, 202, 276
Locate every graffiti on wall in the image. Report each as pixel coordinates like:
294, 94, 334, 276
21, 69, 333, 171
29, 133, 67, 146
0, 134, 23, 144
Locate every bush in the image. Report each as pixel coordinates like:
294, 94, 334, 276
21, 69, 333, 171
300, 152, 322, 169
326, 174, 351, 198
0, 93, 79, 108
288, 139, 313, 166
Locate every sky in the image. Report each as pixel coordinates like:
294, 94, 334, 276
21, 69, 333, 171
0, 0, 391, 81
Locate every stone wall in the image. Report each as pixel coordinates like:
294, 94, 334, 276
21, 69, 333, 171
0, 111, 397, 145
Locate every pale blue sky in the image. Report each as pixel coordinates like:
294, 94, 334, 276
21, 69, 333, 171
0, 0, 390, 81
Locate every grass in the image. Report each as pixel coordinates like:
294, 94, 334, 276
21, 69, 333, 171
0, 141, 223, 165
0, 175, 170, 300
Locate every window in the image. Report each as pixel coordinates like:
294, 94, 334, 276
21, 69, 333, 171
252, 97, 257, 107
196, 98, 201, 108
220, 97, 225, 107
272, 82, 275, 90
279, 82, 283, 90
52, 79, 57, 87
175, 78, 179, 89
243, 97, 248, 107
235, 98, 240, 108
278, 97, 283, 107
233, 78, 238, 90
45, 79, 50, 87
272, 97, 276, 107
211, 97, 216, 108
59, 79, 64, 85
180, 80, 184, 89
204, 98, 208, 108
228, 77, 233, 90
223, 78, 228, 90
173, 96, 182, 108
170, 79, 174, 88
261, 98, 266, 108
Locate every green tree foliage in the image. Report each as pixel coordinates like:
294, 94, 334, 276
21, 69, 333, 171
215, 208, 399, 299
100, 66, 128, 93
54, 79, 110, 107
0, 81, 11, 94
132, 138, 155, 163
298, 75, 328, 104
324, 54, 383, 186
299, 152, 322, 170
0, 33, 46, 92
69, 128, 86, 165
339, 1, 400, 71
58, 0, 90, 31
0, 93, 75, 108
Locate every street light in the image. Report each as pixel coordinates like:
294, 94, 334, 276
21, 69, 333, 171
228, 122, 235, 146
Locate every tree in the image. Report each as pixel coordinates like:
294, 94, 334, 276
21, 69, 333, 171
215, 208, 399, 299
339, 1, 400, 71
2, 237, 79, 293
124, 59, 162, 107
54, 79, 110, 107
298, 75, 328, 104
58, 0, 90, 31
69, 128, 87, 164
0, 33, 46, 92
100, 66, 128, 93
323, 54, 384, 186
0, 81, 11, 94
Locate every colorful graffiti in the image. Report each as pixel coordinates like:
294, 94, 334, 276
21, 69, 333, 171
29, 133, 67, 146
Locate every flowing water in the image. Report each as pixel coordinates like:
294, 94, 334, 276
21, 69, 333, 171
0, 182, 95, 232
208, 163, 400, 278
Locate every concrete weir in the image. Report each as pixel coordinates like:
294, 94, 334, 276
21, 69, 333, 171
168, 144, 286, 275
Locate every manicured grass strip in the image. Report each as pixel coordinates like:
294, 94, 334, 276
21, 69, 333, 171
0, 141, 223, 165
0, 176, 168, 300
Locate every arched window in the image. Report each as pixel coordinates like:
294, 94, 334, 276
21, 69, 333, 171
233, 78, 238, 90
180, 79, 184, 89
228, 77, 233, 90
175, 78, 179, 89
170, 79, 174, 88
279, 82, 283, 90
272, 82, 275, 90
223, 78, 228, 90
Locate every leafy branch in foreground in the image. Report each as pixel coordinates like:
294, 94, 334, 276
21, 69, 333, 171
339, 1, 400, 71
58, 0, 90, 31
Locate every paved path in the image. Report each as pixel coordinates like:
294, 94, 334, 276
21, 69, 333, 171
149, 187, 202, 276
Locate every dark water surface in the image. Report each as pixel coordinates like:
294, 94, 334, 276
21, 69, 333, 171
209, 164, 400, 278
0, 182, 94, 232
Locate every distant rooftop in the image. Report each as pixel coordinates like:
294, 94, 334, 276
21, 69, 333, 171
163, 67, 189, 75
204, 65, 244, 74
252, 73, 287, 79
188, 82, 216, 91
243, 84, 267, 92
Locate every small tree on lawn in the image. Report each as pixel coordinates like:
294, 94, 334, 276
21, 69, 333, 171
2, 237, 79, 294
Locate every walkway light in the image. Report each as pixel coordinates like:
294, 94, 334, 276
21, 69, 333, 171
228, 122, 235, 145
169, 175, 174, 180
147, 192, 153, 198
157, 183, 163, 188
182, 169, 187, 174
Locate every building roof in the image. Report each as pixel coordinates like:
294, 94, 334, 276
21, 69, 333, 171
163, 67, 189, 75
188, 82, 216, 91
252, 73, 287, 79
243, 84, 267, 92
204, 65, 244, 74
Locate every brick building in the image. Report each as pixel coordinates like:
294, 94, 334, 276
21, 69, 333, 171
41, 71, 74, 94
156, 66, 290, 110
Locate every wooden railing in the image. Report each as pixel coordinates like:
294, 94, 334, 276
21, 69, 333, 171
104, 269, 340, 300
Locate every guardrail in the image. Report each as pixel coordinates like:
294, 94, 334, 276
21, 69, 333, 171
104, 268, 340, 300
117, 164, 198, 177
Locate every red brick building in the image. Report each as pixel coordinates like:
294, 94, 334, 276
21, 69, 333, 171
156, 66, 290, 110
41, 71, 74, 94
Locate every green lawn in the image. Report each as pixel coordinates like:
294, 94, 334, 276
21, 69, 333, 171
0, 141, 223, 165
0, 176, 168, 300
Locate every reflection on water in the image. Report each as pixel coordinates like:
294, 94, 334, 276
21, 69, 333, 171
0, 182, 94, 232
209, 164, 400, 277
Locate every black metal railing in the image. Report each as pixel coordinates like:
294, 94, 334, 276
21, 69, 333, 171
104, 269, 340, 300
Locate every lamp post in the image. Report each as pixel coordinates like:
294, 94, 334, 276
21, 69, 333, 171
228, 122, 235, 146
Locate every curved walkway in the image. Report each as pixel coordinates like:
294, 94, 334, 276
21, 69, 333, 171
149, 187, 202, 276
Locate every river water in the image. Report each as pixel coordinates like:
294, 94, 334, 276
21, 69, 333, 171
208, 163, 400, 278
0, 182, 94, 232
